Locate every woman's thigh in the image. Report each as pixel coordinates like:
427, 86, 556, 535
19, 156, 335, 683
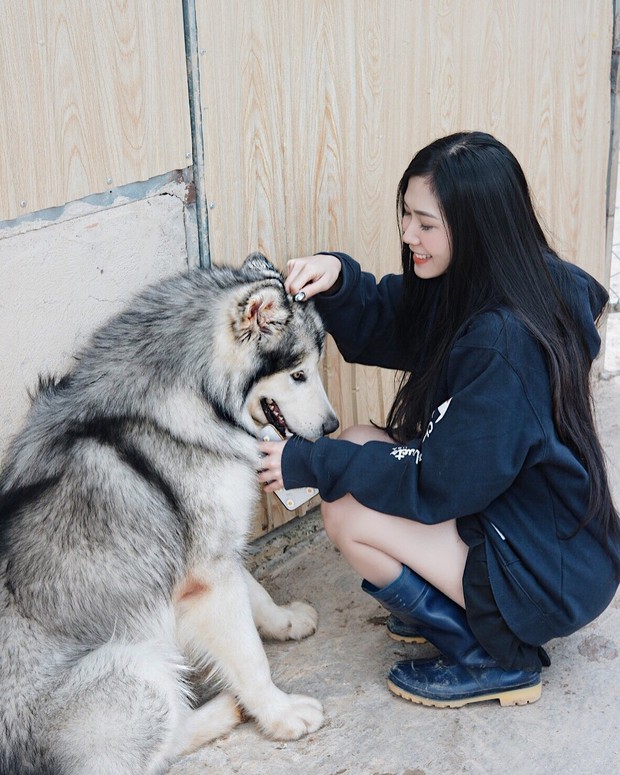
326, 496, 467, 605
324, 425, 468, 605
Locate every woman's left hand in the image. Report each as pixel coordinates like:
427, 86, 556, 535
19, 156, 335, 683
257, 438, 288, 491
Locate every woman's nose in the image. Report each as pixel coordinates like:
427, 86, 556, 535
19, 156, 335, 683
404, 227, 419, 245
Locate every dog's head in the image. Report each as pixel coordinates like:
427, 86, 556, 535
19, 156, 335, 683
231, 253, 339, 440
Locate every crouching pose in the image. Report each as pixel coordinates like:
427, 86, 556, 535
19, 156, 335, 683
259, 131, 620, 707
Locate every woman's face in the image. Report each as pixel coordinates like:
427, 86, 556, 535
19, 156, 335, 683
401, 176, 451, 279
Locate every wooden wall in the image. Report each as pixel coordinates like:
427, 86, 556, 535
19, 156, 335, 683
0, 1, 613, 536
0, 1, 191, 221
196, 0, 613, 532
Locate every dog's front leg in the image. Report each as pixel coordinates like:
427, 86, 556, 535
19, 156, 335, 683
242, 567, 318, 641
176, 562, 323, 740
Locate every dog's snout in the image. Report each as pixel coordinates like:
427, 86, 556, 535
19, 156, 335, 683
322, 416, 340, 436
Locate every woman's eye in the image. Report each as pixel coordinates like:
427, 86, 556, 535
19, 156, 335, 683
291, 371, 306, 382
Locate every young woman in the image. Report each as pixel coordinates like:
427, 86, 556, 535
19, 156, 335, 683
258, 132, 620, 708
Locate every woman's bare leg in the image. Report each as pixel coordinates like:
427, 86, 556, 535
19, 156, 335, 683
321, 425, 468, 607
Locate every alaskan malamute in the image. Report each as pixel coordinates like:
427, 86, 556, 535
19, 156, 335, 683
0, 253, 338, 774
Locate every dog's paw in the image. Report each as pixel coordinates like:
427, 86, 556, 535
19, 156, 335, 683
260, 601, 318, 641
258, 693, 324, 740
179, 692, 245, 754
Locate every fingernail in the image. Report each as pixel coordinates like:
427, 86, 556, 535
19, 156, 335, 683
294, 291, 306, 302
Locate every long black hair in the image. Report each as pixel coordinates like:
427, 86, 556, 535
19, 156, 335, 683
385, 131, 619, 548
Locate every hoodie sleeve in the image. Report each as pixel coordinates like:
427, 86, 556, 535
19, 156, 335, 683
311, 252, 410, 370
282, 319, 547, 523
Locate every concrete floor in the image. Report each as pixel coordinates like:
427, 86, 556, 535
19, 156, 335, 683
168, 316, 620, 775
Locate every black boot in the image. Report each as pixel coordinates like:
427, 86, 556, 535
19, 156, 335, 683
362, 565, 542, 708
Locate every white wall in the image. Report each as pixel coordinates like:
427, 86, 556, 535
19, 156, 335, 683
0, 184, 196, 458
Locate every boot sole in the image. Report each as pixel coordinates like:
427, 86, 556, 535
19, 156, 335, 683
387, 631, 427, 645
387, 678, 542, 708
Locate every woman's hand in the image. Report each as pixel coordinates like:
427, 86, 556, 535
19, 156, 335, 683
285, 254, 342, 300
257, 438, 287, 492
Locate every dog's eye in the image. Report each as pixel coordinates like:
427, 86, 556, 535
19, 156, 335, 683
291, 371, 306, 382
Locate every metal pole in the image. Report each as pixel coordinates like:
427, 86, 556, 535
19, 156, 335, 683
182, 0, 211, 268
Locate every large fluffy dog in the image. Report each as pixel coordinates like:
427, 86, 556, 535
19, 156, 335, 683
0, 253, 338, 774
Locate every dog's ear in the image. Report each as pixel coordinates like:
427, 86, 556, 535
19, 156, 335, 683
243, 252, 278, 274
234, 285, 291, 342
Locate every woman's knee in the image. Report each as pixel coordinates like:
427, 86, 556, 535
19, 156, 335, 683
338, 424, 392, 445
321, 496, 356, 548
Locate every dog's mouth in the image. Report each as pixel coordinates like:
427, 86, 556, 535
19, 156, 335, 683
260, 398, 288, 437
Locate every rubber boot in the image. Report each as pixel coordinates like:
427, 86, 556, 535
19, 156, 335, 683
386, 614, 426, 644
362, 565, 542, 708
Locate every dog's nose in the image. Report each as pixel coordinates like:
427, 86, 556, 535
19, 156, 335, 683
322, 416, 340, 436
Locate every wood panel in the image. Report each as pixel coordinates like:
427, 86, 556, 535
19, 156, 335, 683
197, 0, 613, 532
0, 1, 191, 221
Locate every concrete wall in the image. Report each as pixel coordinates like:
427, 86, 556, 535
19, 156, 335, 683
0, 176, 197, 457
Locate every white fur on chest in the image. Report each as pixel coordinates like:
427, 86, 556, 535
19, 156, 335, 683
182, 455, 259, 562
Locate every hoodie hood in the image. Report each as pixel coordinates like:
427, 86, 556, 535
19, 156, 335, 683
547, 254, 608, 361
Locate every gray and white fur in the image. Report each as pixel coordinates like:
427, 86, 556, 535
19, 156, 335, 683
0, 253, 338, 774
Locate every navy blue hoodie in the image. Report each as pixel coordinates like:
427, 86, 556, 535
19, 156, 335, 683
282, 252, 619, 646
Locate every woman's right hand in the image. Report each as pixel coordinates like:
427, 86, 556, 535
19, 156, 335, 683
285, 254, 342, 301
